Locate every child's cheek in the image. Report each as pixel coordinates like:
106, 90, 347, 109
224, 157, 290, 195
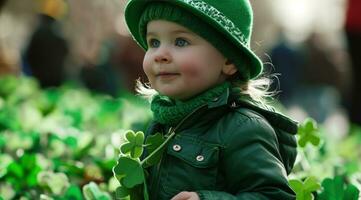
179, 59, 201, 77
143, 56, 152, 76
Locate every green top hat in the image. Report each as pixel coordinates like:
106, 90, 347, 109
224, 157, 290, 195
124, 0, 263, 80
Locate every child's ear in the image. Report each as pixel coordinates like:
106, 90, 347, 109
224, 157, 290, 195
222, 60, 238, 75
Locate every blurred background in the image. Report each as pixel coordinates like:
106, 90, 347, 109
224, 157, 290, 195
0, 0, 359, 133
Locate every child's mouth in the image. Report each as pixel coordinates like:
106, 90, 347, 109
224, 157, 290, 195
157, 72, 180, 78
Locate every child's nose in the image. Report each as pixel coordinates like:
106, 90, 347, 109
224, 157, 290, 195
154, 47, 171, 64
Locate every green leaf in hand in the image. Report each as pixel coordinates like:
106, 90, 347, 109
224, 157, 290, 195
297, 118, 321, 147
289, 176, 321, 200
318, 175, 360, 200
113, 157, 145, 188
113, 128, 176, 200
144, 133, 165, 167
120, 131, 144, 158
115, 186, 130, 200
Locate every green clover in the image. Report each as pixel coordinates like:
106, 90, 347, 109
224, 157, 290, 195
115, 186, 130, 200
113, 157, 145, 188
115, 184, 148, 200
120, 131, 145, 158
64, 185, 83, 200
297, 118, 321, 148
82, 182, 111, 200
113, 129, 176, 200
318, 176, 360, 200
37, 171, 70, 195
289, 176, 321, 200
143, 133, 165, 167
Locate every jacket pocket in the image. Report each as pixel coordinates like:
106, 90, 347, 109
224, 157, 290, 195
161, 135, 220, 196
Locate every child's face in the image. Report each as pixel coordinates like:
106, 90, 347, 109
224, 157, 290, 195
143, 20, 236, 100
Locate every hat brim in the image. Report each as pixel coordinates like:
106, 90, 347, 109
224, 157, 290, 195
124, 0, 263, 79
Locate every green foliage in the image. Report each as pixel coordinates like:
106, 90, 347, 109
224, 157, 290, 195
113, 129, 174, 200
1, 76, 361, 199
143, 133, 166, 167
115, 186, 130, 200
83, 182, 111, 200
0, 76, 151, 199
297, 118, 321, 148
318, 176, 360, 200
289, 176, 321, 200
113, 157, 144, 188
38, 171, 70, 195
120, 131, 145, 159
291, 118, 361, 200
64, 185, 84, 200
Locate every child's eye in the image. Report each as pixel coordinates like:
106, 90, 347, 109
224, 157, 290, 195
175, 38, 189, 47
148, 38, 160, 48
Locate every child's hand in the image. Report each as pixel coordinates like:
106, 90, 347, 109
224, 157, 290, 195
171, 191, 200, 200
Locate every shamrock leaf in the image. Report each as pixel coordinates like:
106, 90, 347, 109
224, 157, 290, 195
113, 157, 145, 188
343, 184, 360, 200
64, 185, 83, 200
115, 186, 130, 200
37, 171, 70, 195
318, 176, 360, 200
120, 131, 145, 158
82, 182, 111, 200
143, 133, 165, 167
297, 118, 321, 148
289, 176, 321, 200
115, 184, 148, 200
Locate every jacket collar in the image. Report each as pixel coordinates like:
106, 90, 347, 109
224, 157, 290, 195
206, 86, 230, 109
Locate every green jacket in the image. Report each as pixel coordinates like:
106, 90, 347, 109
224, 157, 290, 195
144, 89, 298, 200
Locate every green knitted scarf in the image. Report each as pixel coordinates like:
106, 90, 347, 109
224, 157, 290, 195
150, 82, 231, 126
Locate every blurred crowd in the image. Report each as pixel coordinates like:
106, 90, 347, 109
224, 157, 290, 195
0, 0, 360, 131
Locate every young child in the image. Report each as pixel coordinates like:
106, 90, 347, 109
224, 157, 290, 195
124, 0, 298, 199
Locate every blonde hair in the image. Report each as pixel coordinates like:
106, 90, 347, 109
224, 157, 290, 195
135, 73, 278, 104
135, 79, 157, 101
233, 74, 279, 104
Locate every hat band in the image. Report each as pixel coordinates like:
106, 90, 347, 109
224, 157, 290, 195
179, 0, 248, 46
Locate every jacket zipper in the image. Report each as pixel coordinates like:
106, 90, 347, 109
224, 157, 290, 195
152, 104, 207, 200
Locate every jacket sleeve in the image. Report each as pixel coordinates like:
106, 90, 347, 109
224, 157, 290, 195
196, 114, 296, 200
